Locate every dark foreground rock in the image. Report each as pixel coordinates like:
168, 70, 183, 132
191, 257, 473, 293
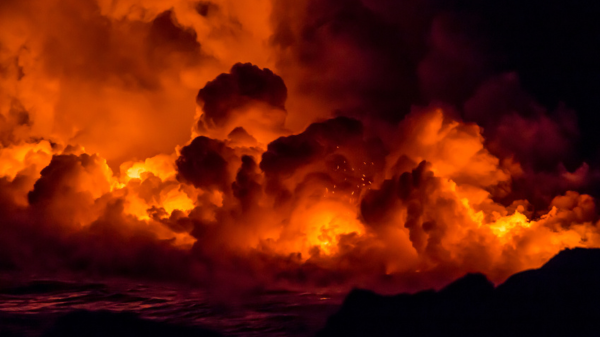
318, 248, 600, 337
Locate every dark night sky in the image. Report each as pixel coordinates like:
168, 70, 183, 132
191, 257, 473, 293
462, 0, 600, 161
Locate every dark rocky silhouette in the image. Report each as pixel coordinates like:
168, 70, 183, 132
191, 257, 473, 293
319, 248, 600, 337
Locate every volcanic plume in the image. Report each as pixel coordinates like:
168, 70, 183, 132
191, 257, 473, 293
1, 0, 600, 298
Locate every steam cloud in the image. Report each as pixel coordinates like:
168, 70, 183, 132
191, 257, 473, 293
1, 0, 600, 294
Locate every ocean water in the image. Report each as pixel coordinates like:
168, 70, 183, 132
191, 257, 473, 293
0, 277, 343, 337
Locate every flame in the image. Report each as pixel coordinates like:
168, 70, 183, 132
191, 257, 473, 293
488, 210, 531, 238
293, 200, 365, 257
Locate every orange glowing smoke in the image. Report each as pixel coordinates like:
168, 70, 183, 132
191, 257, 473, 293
2, 100, 599, 290
284, 200, 365, 257
1, 0, 599, 292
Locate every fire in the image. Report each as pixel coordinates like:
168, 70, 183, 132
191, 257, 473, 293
488, 210, 531, 238
461, 196, 532, 239
297, 201, 365, 257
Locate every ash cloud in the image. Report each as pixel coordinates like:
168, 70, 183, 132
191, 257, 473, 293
1, 0, 600, 298
271, 0, 600, 210
260, 116, 364, 178
197, 63, 287, 128
271, 0, 421, 123
176, 136, 234, 191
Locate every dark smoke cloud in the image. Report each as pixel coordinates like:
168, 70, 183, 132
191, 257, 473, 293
361, 161, 446, 256
148, 10, 202, 67
227, 127, 258, 146
176, 136, 234, 191
452, 0, 600, 159
0, 99, 31, 147
272, 0, 600, 210
197, 62, 287, 128
462, 73, 589, 210
232, 155, 262, 211
195, 1, 219, 18
0, 176, 192, 283
465, 73, 579, 171
28, 154, 94, 206
272, 0, 421, 122
260, 117, 365, 176
417, 11, 499, 105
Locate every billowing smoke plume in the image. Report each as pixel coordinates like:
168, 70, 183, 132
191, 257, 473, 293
1, 0, 600, 294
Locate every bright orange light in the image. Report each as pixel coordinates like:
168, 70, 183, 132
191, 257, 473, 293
285, 200, 365, 258
121, 154, 178, 182
0, 141, 53, 180
161, 185, 195, 214
488, 210, 531, 238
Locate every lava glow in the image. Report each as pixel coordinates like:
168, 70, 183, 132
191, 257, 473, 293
287, 200, 365, 257
1, 0, 600, 294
